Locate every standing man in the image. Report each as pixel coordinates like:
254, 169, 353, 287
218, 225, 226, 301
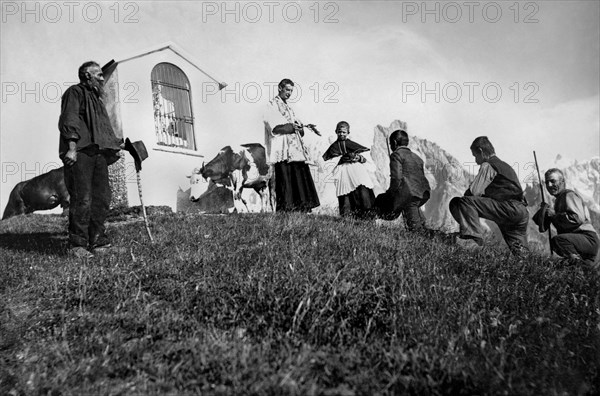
533, 168, 599, 266
449, 136, 529, 254
374, 129, 431, 231
59, 61, 122, 257
264, 78, 320, 212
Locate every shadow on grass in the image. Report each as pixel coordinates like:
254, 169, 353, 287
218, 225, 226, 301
0, 232, 68, 255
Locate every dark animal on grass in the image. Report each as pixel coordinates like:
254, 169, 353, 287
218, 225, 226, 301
2, 167, 69, 220
189, 144, 274, 212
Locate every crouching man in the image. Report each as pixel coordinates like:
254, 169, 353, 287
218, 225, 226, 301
449, 136, 529, 254
374, 129, 431, 231
533, 168, 599, 266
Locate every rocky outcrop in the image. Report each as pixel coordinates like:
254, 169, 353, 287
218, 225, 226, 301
553, 156, 599, 212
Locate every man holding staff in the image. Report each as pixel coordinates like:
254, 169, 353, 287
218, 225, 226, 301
59, 61, 122, 258
533, 168, 599, 266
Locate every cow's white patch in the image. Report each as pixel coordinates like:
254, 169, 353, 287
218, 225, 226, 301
235, 146, 262, 184
233, 198, 247, 213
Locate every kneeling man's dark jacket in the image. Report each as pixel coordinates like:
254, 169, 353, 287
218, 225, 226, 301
387, 146, 430, 210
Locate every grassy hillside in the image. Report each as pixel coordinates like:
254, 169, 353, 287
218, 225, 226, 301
1, 212, 599, 395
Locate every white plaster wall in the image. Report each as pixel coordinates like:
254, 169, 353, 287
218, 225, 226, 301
115, 49, 225, 210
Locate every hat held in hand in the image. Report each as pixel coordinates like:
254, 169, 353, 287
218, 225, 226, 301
532, 202, 551, 232
124, 138, 148, 171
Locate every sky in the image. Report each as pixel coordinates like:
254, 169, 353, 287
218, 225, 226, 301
1, 0, 599, 211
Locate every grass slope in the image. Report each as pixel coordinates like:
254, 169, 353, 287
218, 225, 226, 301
1, 212, 599, 395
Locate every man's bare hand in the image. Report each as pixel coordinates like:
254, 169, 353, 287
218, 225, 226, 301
63, 149, 77, 166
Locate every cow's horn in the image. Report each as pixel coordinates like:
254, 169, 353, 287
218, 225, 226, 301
200, 161, 207, 181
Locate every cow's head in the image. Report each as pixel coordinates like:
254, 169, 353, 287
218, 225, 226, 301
200, 146, 235, 182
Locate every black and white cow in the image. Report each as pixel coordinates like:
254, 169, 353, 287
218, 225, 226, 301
2, 167, 70, 220
189, 143, 274, 212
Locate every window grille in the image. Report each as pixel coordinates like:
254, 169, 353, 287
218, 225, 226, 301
151, 63, 196, 150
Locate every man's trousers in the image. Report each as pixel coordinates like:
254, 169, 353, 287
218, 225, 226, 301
552, 230, 599, 265
449, 196, 529, 253
375, 192, 427, 231
64, 152, 111, 248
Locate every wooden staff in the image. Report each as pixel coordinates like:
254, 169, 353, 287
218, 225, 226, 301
533, 151, 552, 254
136, 170, 154, 243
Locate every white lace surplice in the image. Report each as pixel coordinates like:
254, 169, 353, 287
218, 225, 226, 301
335, 162, 375, 197
264, 96, 309, 164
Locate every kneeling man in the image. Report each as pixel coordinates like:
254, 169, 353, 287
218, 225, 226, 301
375, 129, 431, 231
449, 136, 529, 253
533, 168, 599, 265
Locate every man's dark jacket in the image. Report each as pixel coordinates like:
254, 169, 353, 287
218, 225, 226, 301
58, 83, 121, 163
386, 146, 431, 209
